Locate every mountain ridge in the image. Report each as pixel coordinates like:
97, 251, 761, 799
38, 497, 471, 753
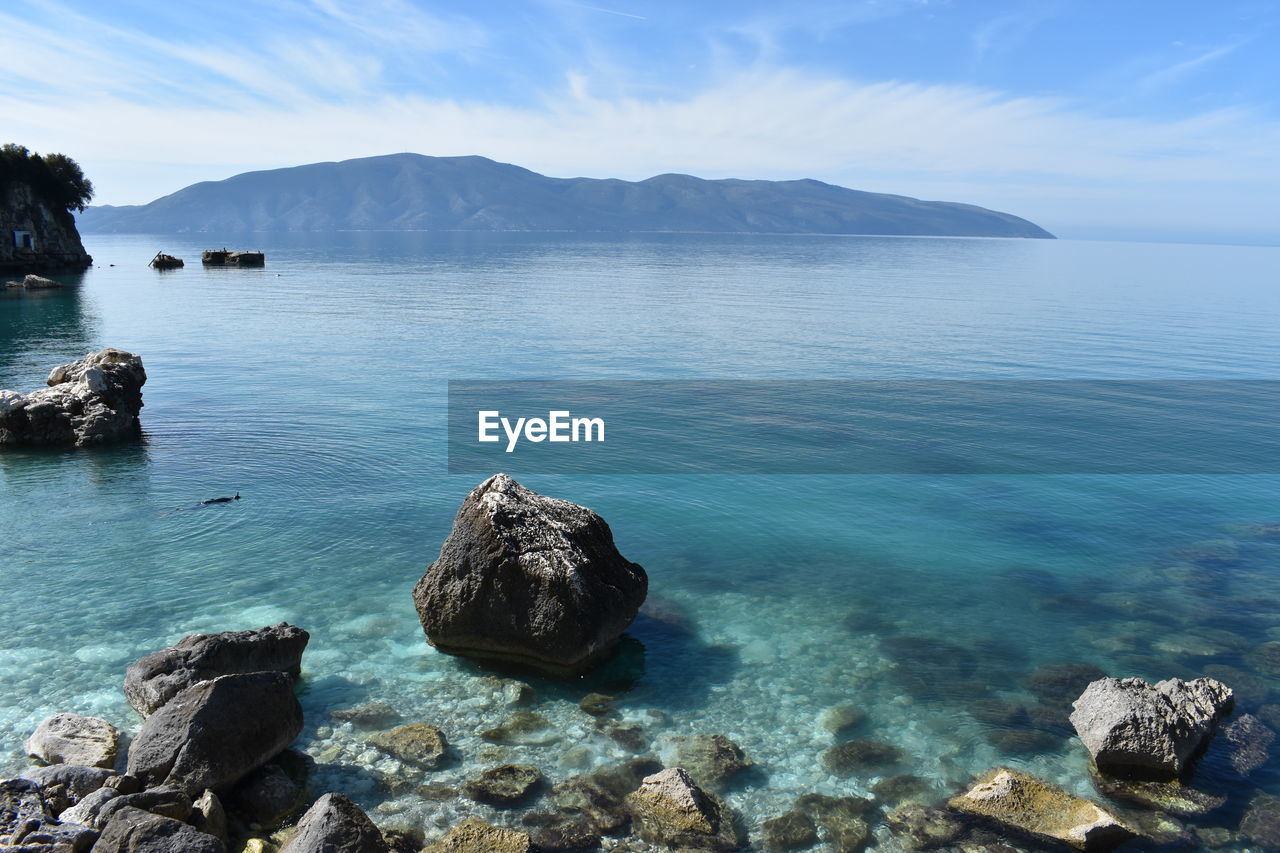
76, 153, 1054, 238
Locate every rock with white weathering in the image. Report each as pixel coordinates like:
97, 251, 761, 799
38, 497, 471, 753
0, 348, 145, 447
1069, 677, 1234, 780
126, 672, 303, 794
278, 793, 389, 853
124, 623, 309, 716
949, 767, 1136, 852
24, 713, 121, 769
413, 473, 648, 676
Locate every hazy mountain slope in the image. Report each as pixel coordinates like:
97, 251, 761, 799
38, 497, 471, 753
77, 153, 1054, 238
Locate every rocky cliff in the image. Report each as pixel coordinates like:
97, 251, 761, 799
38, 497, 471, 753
0, 182, 92, 273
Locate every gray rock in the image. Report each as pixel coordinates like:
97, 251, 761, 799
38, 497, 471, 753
189, 790, 227, 843
462, 765, 543, 807
24, 714, 120, 769
58, 787, 119, 828
17, 765, 113, 803
224, 763, 301, 829
1222, 713, 1275, 775
126, 671, 303, 794
1069, 676, 1234, 780
1, 778, 53, 843
95, 787, 192, 825
124, 623, 309, 716
1242, 792, 1280, 849
0, 349, 145, 447
624, 767, 741, 851
94, 805, 223, 852
21, 274, 62, 289
413, 474, 648, 676
278, 793, 389, 853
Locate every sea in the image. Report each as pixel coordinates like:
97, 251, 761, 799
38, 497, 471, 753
3, 231, 1280, 850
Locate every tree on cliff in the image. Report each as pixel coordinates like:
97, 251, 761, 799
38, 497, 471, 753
0, 144, 94, 213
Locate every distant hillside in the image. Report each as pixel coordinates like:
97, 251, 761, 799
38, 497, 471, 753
77, 154, 1054, 238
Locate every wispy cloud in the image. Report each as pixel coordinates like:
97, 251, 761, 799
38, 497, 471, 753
1139, 41, 1246, 93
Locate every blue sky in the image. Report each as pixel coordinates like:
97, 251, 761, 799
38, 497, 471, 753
2, 0, 1277, 242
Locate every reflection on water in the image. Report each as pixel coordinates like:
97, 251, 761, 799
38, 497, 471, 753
0, 273, 97, 386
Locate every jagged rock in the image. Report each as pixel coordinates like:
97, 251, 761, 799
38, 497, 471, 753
330, 702, 401, 728
822, 739, 904, 774
673, 734, 751, 791
94, 805, 222, 852
1241, 793, 1280, 849
124, 623, 309, 716
462, 764, 544, 807
1069, 676, 1234, 781
624, 767, 740, 851
1088, 764, 1225, 817
413, 474, 648, 676
278, 794, 389, 853
948, 767, 1136, 852
794, 795, 875, 853
20, 274, 62, 289
481, 711, 559, 746
24, 713, 120, 769
368, 723, 447, 769
190, 791, 228, 843
818, 704, 866, 740
126, 672, 303, 794
885, 803, 963, 851
225, 764, 301, 829
95, 787, 192, 825
18, 765, 113, 803
0, 349, 145, 447
1222, 713, 1274, 775
761, 810, 817, 850
427, 816, 530, 853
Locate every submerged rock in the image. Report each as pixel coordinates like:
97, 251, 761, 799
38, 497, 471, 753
884, 803, 963, 851
428, 816, 530, 853
948, 767, 1136, 852
761, 810, 817, 850
520, 811, 601, 851
1221, 713, 1275, 775
124, 623, 309, 716
871, 775, 935, 807
481, 711, 559, 746
822, 739, 904, 774
1241, 792, 1280, 849
1024, 662, 1108, 705
625, 768, 740, 851
331, 702, 402, 728
25, 712, 120, 769
279, 793, 389, 853
462, 764, 544, 807
127, 671, 303, 794
94, 805, 222, 853
1088, 766, 1225, 817
1069, 676, 1234, 780
0, 348, 146, 447
672, 734, 752, 791
413, 474, 648, 676
368, 723, 448, 769
794, 794, 875, 853
818, 704, 866, 740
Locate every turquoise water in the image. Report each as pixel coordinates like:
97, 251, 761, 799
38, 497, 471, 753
4, 232, 1280, 849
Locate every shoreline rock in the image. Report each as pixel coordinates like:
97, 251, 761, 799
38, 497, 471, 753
0, 348, 145, 447
413, 473, 648, 677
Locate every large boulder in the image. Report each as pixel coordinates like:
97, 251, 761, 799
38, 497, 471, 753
624, 767, 741, 851
124, 623, 309, 716
0, 348, 145, 447
278, 793, 389, 853
126, 672, 303, 794
413, 474, 648, 676
24, 713, 120, 769
1069, 676, 1234, 781
948, 767, 1135, 852
94, 805, 223, 853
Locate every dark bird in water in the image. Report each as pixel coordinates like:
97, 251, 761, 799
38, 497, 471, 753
201, 492, 241, 505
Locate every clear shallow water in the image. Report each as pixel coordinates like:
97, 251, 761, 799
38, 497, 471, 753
3, 233, 1280, 849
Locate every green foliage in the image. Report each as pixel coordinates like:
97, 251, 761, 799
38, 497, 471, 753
0, 143, 95, 212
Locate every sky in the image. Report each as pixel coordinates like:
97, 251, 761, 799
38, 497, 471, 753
2, 0, 1277, 243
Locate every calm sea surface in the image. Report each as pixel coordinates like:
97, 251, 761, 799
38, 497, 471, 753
3, 232, 1280, 849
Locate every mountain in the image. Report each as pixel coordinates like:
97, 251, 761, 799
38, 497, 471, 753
77, 154, 1053, 238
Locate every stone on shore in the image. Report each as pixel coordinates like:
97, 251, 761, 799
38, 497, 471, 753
624, 767, 741, 851
1069, 676, 1234, 781
24, 713, 120, 769
948, 767, 1136, 852
225, 763, 302, 830
124, 623, 309, 716
413, 474, 648, 676
127, 671, 303, 794
279, 793, 389, 853
0, 348, 146, 447
94, 805, 223, 853
18, 764, 114, 803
